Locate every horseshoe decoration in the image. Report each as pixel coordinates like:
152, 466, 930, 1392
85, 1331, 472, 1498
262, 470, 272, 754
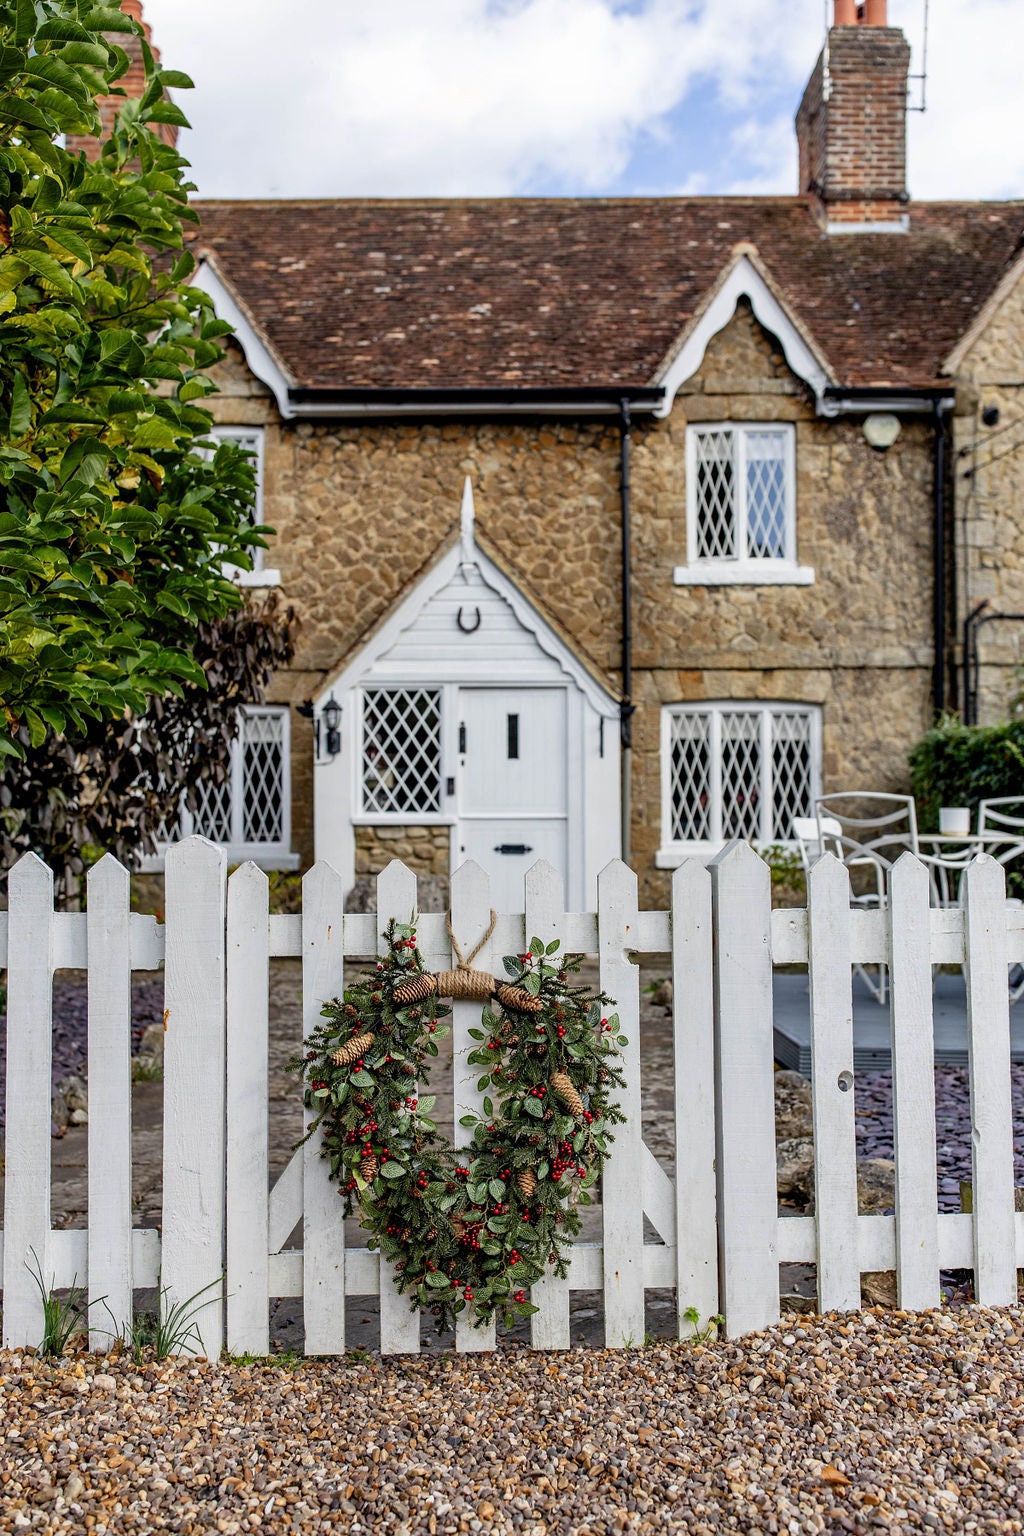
456, 605, 481, 633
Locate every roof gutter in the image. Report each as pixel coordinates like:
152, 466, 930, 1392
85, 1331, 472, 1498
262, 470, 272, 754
283, 385, 666, 419
820, 385, 955, 417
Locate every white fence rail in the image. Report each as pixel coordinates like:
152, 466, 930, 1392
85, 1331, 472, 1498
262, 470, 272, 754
2, 838, 1023, 1356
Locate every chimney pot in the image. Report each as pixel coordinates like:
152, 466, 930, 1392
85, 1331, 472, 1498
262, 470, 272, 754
862, 0, 888, 23
833, 0, 857, 24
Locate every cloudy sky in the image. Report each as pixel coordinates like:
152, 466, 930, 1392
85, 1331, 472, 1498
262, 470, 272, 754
144, 0, 1021, 203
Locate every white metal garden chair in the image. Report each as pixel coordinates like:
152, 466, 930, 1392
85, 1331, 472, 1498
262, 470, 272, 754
794, 812, 890, 1003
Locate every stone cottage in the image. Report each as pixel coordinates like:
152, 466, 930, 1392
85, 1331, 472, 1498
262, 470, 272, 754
113, 1, 1024, 906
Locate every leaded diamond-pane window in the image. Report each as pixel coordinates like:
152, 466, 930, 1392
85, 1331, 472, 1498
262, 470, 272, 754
771, 711, 813, 842
664, 703, 819, 848
668, 712, 711, 842
362, 688, 442, 815
156, 706, 292, 862
688, 424, 795, 567
207, 426, 266, 580
242, 711, 286, 843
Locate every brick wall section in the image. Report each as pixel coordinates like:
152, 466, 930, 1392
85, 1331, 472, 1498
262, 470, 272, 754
796, 26, 910, 224
66, 0, 178, 159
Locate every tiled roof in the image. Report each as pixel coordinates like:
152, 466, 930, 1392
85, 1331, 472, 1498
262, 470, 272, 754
188, 197, 1024, 394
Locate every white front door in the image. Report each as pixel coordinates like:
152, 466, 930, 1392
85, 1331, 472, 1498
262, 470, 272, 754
456, 687, 568, 910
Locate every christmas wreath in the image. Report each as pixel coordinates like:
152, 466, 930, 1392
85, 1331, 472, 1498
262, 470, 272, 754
293, 918, 627, 1332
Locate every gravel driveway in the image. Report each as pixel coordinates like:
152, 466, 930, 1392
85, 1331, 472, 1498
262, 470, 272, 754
1, 1307, 1022, 1533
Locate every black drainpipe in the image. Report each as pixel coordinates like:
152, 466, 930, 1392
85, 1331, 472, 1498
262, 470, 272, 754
619, 397, 634, 866
932, 400, 949, 716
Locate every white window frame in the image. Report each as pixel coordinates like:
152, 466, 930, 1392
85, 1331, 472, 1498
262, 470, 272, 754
139, 705, 298, 871
207, 425, 279, 587
674, 422, 813, 586
657, 701, 822, 866
353, 684, 449, 825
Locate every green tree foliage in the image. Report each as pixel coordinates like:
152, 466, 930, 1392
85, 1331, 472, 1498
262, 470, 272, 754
0, 591, 298, 898
0, 1, 263, 755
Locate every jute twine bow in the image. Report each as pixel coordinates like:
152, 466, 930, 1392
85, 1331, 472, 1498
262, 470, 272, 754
436, 909, 498, 1001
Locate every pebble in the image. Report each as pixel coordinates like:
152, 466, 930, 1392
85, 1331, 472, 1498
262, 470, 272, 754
856, 1065, 1024, 1212
1, 1309, 1023, 1533
0, 975, 163, 1137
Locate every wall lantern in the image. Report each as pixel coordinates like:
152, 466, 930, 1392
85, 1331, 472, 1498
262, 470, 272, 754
323, 695, 342, 758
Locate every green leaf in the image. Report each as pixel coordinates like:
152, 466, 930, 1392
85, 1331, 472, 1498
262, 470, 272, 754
523, 1097, 544, 1119
529, 937, 544, 957
482, 1096, 493, 1118
417, 1095, 436, 1115
425, 1271, 450, 1290
488, 1179, 506, 1202
380, 1161, 406, 1179
545, 939, 560, 955
502, 956, 523, 979
82, 8, 137, 31
350, 1070, 374, 1088
8, 372, 30, 438
15, 247, 77, 295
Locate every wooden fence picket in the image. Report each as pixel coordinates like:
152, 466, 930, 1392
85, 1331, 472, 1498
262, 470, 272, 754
598, 860, 645, 1348
226, 863, 271, 1356
162, 838, 228, 1357
450, 861, 497, 1353
377, 860, 422, 1355
888, 854, 939, 1310
2, 855, 55, 1348
524, 860, 572, 1350
301, 861, 347, 1355
807, 855, 860, 1313
709, 842, 779, 1338
962, 856, 1017, 1306
7, 845, 1024, 1358
671, 860, 719, 1336
86, 856, 134, 1349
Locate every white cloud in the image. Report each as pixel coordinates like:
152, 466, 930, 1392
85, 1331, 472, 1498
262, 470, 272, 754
143, 0, 1024, 201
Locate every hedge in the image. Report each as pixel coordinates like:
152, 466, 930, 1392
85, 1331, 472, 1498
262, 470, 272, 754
909, 716, 1024, 896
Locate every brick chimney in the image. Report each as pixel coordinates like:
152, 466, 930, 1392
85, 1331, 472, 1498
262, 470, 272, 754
795, 0, 911, 231
66, 0, 178, 160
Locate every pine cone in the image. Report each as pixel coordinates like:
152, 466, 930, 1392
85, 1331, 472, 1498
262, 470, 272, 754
332, 1031, 375, 1066
360, 1153, 379, 1182
551, 1071, 585, 1119
402, 1062, 417, 1076
495, 983, 544, 1015
516, 1167, 537, 1200
393, 973, 437, 1006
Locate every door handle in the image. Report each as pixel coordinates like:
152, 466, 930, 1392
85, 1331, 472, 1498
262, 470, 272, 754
458, 723, 466, 754
494, 843, 533, 856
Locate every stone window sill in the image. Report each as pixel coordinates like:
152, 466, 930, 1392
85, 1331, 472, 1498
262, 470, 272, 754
673, 564, 814, 587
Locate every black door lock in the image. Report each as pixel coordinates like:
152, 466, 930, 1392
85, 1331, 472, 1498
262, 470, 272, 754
494, 843, 533, 856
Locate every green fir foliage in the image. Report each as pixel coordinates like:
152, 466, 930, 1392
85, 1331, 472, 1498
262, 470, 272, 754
0, 1, 267, 754
291, 923, 627, 1334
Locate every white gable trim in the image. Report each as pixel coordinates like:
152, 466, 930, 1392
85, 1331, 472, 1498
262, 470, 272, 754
195, 257, 297, 420
316, 481, 619, 718
653, 252, 834, 417
943, 247, 1024, 377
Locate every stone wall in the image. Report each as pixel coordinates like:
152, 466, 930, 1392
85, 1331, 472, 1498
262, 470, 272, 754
951, 270, 1024, 725
210, 302, 939, 901
355, 825, 450, 879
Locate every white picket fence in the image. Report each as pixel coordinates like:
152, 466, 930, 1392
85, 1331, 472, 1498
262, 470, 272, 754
2, 837, 1023, 1358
